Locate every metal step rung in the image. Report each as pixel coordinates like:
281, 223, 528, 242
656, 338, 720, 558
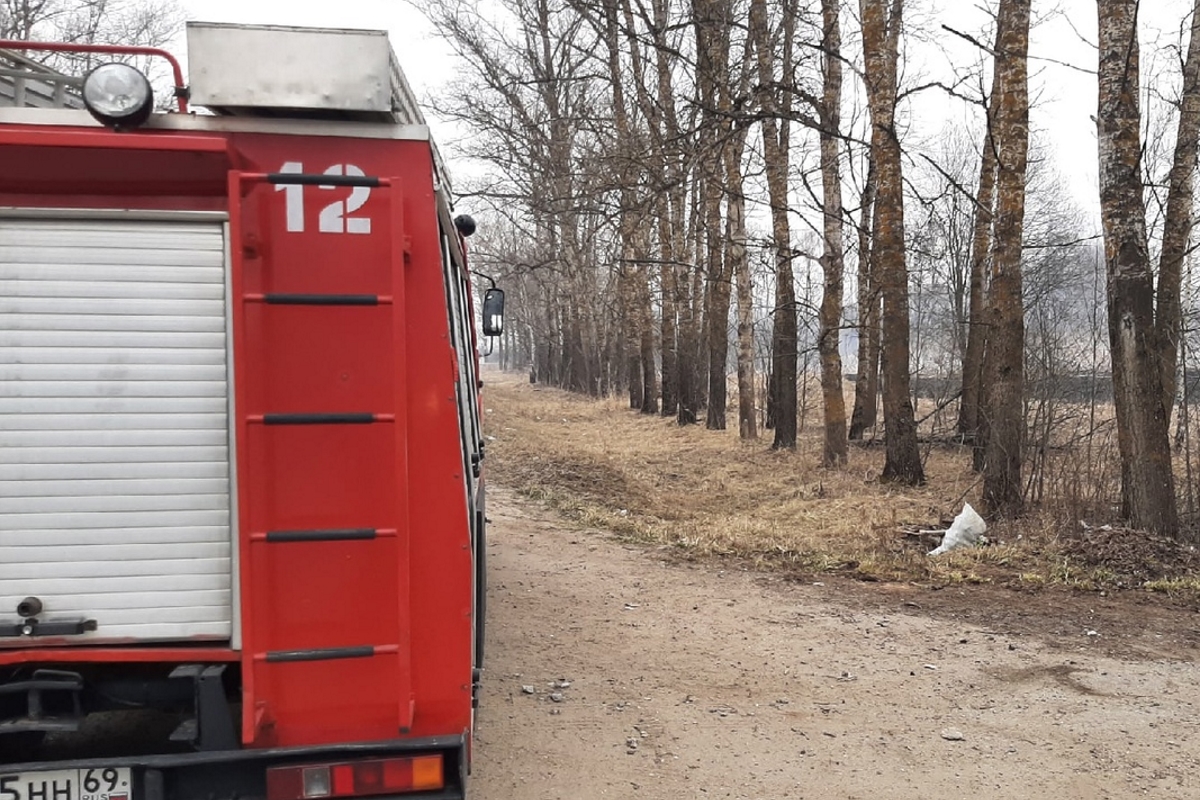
257, 413, 390, 425
264, 172, 382, 188
246, 293, 392, 306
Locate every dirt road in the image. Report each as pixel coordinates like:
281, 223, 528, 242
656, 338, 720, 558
470, 487, 1200, 799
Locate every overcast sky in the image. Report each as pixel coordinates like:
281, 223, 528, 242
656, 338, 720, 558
178, 0, 1197, 217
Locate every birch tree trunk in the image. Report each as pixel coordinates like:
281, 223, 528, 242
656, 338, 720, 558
860, 0, 924, 483
728, 123, 757, 439
1096, 0, 1179, 536
1156, 0, 1200, 410
981, 0, 1031, 518
819, 0, 849, 466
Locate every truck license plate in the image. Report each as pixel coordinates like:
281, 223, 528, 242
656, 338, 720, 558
0, 768, 132, 800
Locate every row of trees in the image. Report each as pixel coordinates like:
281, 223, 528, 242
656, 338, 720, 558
427, 0, 1200, 539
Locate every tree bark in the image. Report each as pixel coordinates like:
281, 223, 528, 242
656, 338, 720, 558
637, 259, 658, 413
1156, 0, 1200, 411
612, 0, 660, 415
981, 0, 1031, 518
644, 0, 681, 417
958, 26, 1003, 445
819, 0, 849, 466
1096, 0, 1179, 536
728, 124, 757, 439
620, 262, 643, 409
677, 230, 699, 425
860, 0, 924, 484
849, 157, 879, 440
751, 0, 798, 449
596, 0, 644, 410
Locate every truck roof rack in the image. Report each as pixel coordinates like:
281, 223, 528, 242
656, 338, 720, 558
186, 22, 452, 192
0, 48, 83, 109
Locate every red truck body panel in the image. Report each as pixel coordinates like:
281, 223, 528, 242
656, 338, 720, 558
0, 122, 476, 753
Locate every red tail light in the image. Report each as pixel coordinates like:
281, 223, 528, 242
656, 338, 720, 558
266, 755, 445, 800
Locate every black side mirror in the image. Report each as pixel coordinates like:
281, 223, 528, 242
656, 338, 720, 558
482, 288, 505, 337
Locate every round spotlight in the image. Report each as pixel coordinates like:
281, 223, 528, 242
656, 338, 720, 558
454, 214, 477, 237
82, 62, 154, 128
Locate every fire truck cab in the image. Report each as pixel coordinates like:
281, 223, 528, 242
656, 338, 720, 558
0, 22, 492, 800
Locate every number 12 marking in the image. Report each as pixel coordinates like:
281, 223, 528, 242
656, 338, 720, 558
275, 162, 373, 235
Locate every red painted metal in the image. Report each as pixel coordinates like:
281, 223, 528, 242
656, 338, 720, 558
0, 126, 238, 198
0, 127, 228, 152
1, 120, 477, 756
0, 39, 190, 112
0, 648, 239, 666
230, 166, 421, 747
225, 134, 473, 749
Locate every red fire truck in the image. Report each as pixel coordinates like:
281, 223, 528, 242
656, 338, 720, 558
0, 22, 500, 800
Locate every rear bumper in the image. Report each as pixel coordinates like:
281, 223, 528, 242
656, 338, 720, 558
1, 735, 467, 800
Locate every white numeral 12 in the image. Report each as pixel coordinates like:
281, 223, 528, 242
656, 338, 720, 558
275, 162, 373, 235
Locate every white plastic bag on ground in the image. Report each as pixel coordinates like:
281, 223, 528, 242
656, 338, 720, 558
928, 503, 987, 556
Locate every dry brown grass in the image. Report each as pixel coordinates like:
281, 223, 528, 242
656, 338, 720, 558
480, 368, 1200, 601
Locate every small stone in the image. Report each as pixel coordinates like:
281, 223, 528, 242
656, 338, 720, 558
521, 685, 536, 695
941, 728, 965, 741
549, 692, 565, 703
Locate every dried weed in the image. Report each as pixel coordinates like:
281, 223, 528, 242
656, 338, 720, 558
481, 370, 1200, 602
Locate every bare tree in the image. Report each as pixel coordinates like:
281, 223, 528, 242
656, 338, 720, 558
2, 0, 181, 71
959, 28, 1003, 448
750, 0, 800, 450
633, 0, 687, 418
860, 0, 924, 484
730, 130, 757, 438
695, 0, 735, 431
1156, 0, 1200, 411
1096, 0, 1179, 536
980, 0, 1031, 518
589, 0, 654, 411
818, 0, 848, 466
849, 156, 880, 441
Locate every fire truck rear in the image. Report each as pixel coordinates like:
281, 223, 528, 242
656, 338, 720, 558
0, 22, 497, 800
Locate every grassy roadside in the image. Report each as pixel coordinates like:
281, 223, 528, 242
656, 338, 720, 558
480, 368, 1200, 603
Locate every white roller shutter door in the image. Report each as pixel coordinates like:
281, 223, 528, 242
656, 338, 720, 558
0, 216, 234, 644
